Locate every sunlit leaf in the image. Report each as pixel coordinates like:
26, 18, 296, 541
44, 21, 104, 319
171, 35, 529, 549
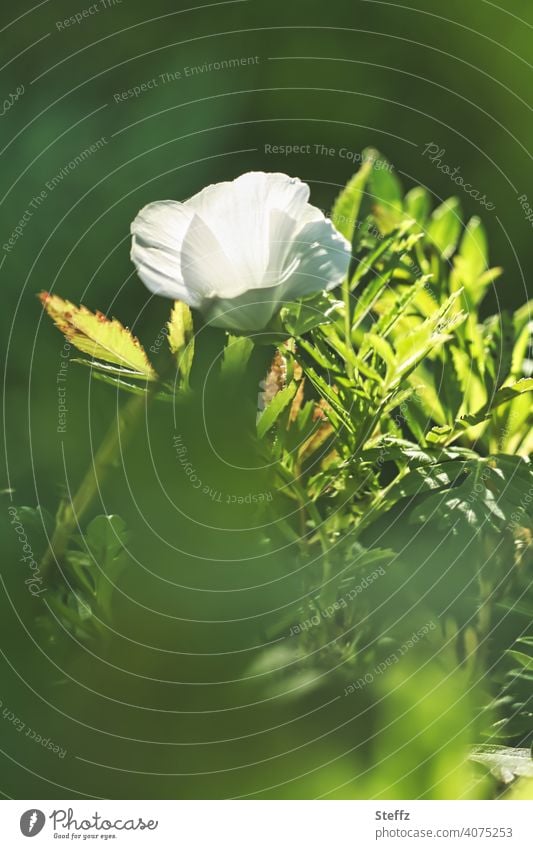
331, 154, 375, 242
257, 381, 298, 438
369, 152, 403, 231
428, 197, 462, 259
39, 292, 156, 379
167, 300, 194, 384
456, 378, 533, 430
457, 216, 488, 280
405, 186, 431, 225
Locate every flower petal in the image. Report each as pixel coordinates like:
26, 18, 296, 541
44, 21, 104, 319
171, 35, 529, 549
179, 214, 238, 302
279, 216, 351, 300
131, 200, 194, 253
130, 173, 353, 332
131, 201, 233, 307
130, 200, 193, 300
187, 172, 311, 292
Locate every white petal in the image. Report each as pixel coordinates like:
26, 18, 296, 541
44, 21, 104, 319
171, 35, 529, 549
179, 214, 238, 302
130, 174, 352, 332
186, 172, 311, 293
131, 201, 232, 307
130, 200, 193, 300
130, 240, 193, 302
280, 217, 351, 299
204, 214, 350, 331
131, 200, 194, 254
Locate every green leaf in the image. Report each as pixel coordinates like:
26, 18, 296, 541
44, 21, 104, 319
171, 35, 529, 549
352, 228, 405, 286
384, 459, 467, 505
405, 455, 533, 534
427, 197, 462, 259
508, 650, 533, 672
302, 366, 355, 433
39, 292, 156, 379
85, 514, 129, 562
393, 302, 466, 383
368, 152, 403, 231
405, 186, 431, 225
257, 381, 298, 438
426, 424, 454, 444
382, 386, 418, 416
401, 397, 431, 444
221, 335, 255, 379
282, 294, 340, 336
331, 155, 375, 242
167, 300, 194, 384
85, 515, 130, 622
364, 332, 397, 380
456, 378, 533, 431
372, 275, 432, 339
59, 514, 131, 637
457, 216, 488, 280
470, 746, 533, 783
72, 358, 152, 380
351, 270, 394, 331
90, 371, 174, 402
511, 320, 532, 377
451, 217, 498, 307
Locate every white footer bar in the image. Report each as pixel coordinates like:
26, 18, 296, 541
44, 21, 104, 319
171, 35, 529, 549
1, 800, 532, 847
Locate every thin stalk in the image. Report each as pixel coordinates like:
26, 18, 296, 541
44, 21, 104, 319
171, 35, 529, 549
307, 499, 332, 584
40, 389, 148, 581
283, 466, 333, 599
342, 276, 358, 382
280, 465, 331, 582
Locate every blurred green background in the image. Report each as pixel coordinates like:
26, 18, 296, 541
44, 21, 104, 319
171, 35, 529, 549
1, 0, 531, 799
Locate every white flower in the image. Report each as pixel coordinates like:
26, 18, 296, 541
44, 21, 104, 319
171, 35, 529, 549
130, 171, 351, 332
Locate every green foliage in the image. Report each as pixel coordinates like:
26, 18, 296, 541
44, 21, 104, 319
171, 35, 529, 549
257, 381, 298, 438
427, 197, 462, 259
45, 514, 131, 642
167, 300, 194, 386
37, 151, 533, 799
331, 150, 374, 242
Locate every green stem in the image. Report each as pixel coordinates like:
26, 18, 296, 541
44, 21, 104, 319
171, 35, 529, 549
281, 464, 333, 599
307, 498, 332, 584
342, 276, 358, 382
40, 390, 149, 581
40, 335, 275, 582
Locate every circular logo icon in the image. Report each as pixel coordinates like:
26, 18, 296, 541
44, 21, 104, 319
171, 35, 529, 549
20, 810, 46, 837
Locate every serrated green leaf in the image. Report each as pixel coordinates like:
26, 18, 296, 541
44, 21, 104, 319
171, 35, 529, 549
221, 335, 255, 379
40, 292, 156, 379
257, 381, 298, 438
